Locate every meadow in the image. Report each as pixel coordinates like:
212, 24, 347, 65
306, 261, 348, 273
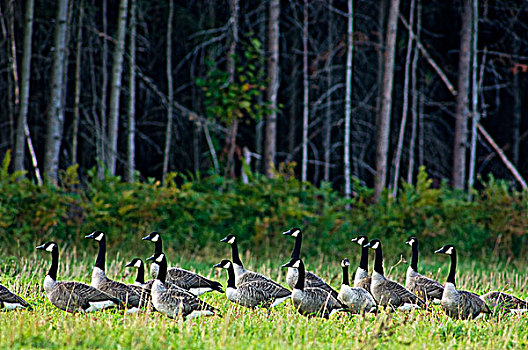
2, 246, 528, 349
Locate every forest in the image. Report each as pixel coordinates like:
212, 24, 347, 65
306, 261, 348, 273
1, 0, 526, 198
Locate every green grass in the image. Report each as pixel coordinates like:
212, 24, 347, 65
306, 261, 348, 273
2, 248, 528, 349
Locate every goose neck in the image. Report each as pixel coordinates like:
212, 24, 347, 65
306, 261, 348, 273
231, 241, 243, 267
135, 263, 145, 285
373, 247, 384, 276
359, 245, 369, 270
410, 243, 419, 271
341, 265, 350, 286
446, 251, 457, 286
294, 261, 305, 290
94, 236, 106, 271
48, 248, 59, 281
291, 233, 303, 259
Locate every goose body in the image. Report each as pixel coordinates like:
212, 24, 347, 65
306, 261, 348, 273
405, 237, 443, 302
435, 245, 490, 319
283, 228, 339, 298
221, 235, 291, 299
36, 242, 121, 313
481, 291, 528, 312
0, 284, 31, 311
337, 258, 376, 314
215, 260, 290, 308
86, 231, 142, 311
143, 232, 223, 295
351, 236, 371, 292
148, 253, 218, 319
282, 258, 345, 318
365, 239, 424, 309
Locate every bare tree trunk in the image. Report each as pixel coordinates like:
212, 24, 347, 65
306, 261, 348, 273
44, 0, 70, 184
375, 0, 400, 201
512, 42, 521, 167
224, 0, 239, 178
323, 0, 334, 183
125, 0, 136, 182
452, 0, 472, 190
71, 0, 84, 166
14, 0, 35, 173
376, 0, 387, 117
288, 34, 298, 157
301, 0, 309, 183
162, 0, 174, 184
255, 4, 266, 172
99, 0, 108, 177
105, 0, 128, 175
467, 0, 479, 194
344, 0, 353, 198
264, 0, 279, 178
7, 1, 19, 151
407, 0, 421, 184
392, 0, 415, 197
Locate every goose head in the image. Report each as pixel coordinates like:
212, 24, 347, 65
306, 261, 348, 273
405, 236, 417, 247
435, 244, 455, 255
364, 239, 381, 250
282, 227, 302, 238
351, 235, 369, 247
220, 234, 237, 245
142, 231, 161, 242
213, 260, 232, 269
146, 252, 165, 265
85, 230, 105, 241
125, 258, 144, 269
281, 258, 302, 269
341, 258, 351, 268
36, 241, 59, 253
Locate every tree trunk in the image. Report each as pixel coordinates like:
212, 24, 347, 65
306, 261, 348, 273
14, 0, 35, 173
407, 0, 421, 184
264, 0, 279, 178
7, 1, 19, 152
301, 0, 309, 183
105, 0, 128, 175
344, 0, 353, 198
288, 34, 299, 158
392, 0, 415, 198
512, 42, 521, 167
376, 0, 387, 118
125, 0, 136, 182
44, 0, 70, 184
162, 0, 174, 184
467, 0, 479, 193
99, 0, 108, 177
452, 0, 472, 190
71, 0, 84, 166
323, 0, 334, 183
375, 0, 400, 200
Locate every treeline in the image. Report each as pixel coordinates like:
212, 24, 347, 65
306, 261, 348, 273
0, 0, 527, 198
0, 152, 526, 258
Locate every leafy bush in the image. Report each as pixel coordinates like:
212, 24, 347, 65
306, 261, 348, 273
1, 152, 527, 261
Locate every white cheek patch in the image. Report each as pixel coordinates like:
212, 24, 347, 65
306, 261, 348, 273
291, 230, 299, 237
46, 244, 56, 252
358, 237, 365, 245
292, 260, 301, 268
156, 254, 164, 263
228, 237, 235, 244
446, 247, 453, 255
151, 235, 159, 242
225, 261, 231, 268
95, 233, 104, 241
134, 260, 142, 268
372, 242, 379, 249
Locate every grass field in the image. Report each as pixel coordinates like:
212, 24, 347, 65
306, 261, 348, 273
1, 247, 528, 349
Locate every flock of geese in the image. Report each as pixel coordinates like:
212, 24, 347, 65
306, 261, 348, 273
1, 228, 527, 320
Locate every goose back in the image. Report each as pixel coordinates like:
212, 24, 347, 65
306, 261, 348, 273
0, 284, 31, 310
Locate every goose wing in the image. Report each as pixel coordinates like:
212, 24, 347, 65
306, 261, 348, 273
384, 279, 424, 306
52, 281, 121, 311
167, 267, 223, 292
0, 284, 31, 308
161, 286, 218, 316
305, 271, 339, 299
356, 276, 371, 293
303, 287, 345, 317
128, 284, 152, 308
338, 285, 376, 313
480, 291, 521, 312
459, 290, 491, 317
412, 275, 444, 300
98, 279, 141, 308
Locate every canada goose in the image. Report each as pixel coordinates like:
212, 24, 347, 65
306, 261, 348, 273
142, 231, 223, 295
405, 236, 443, 302
480, 291, 528, 313
0, 284, 31, 311
146, 252, 219, 319
283, 227, 339, 298
220, 234, 291, 295
351, 235, 372, 292
337, 258, 377, 314
282, 258, 345, 318
85, 231, 142, 311
435, 245, 491, 319
365, 239, 425, 309
124, 258, 153, 309
36, 241, 122, 312
214, 259, 291, 308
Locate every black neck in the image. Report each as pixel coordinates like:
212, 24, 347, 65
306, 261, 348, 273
157, 257, 167, 283
154, 238, 163, 255
226, 264, 236, 288
447, 251, 457, 285
48, 248, 59, 280
230, 241, 243, 266
410, 243, 419, 271
359, 245, 369, 270
135, 263, 145, 284
342, 264, 350, 286
94, 237, 106, 270
294, 261, 305, 290
291, 233, 303, 259
373, 246, 384, 275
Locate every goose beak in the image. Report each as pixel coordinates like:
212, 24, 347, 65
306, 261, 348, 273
85, 232, 96, 239
35, 244, 46, 250
434, 248, 443, 254
351, 237, 358, 242
282, 229, 292, 236
213, 262, 222, 268
142, 235, 151, 241
146, 255, 155, 262
125, 261, 134, 267
364, 242, 372, 248
220, 236, 229, 243
281, 261, 293, 268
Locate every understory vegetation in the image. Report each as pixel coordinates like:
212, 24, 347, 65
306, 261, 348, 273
1, 150, 527, 260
